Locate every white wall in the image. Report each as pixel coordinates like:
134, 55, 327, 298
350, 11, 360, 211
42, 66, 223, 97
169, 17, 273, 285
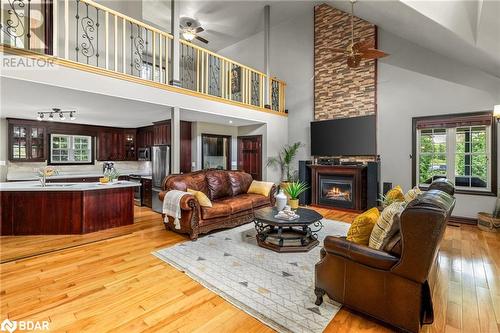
378, 29, 500, 218
218, 5, 314, 166
218, 8, 500, 218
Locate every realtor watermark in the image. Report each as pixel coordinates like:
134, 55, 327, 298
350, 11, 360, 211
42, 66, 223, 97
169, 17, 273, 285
1, 319, 49, 333
1, 56, 55, 70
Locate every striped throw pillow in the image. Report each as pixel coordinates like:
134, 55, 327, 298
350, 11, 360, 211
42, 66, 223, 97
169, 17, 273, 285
369, 201, 405, 250
404, 186, 422, 203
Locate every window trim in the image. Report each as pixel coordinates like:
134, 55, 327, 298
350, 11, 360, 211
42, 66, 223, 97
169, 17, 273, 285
48, 134, 95, 166
412, 111, 497, 196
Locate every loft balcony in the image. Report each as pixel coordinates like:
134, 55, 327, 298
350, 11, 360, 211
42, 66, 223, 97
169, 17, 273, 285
0, 0, 286, 114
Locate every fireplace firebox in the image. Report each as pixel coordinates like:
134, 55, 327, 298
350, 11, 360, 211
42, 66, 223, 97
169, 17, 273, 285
319, 175, 355, 209
311, 165, 367, 212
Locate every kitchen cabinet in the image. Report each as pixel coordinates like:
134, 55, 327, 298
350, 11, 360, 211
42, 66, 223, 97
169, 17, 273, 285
137, 126, 154, 148
153, 121, 171, 145
124, 130, 136, 161
9, 123, 46, 162
97, 130, 136, 161
142, 178, 152, 208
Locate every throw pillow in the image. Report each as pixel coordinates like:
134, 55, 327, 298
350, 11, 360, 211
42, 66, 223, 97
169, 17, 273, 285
247, 181, 274, 197
369, 201, 405, 250
187, 188, 212, 207
404, 186, 422, 203
346, 207, 380, 245
384, 185, 405, 206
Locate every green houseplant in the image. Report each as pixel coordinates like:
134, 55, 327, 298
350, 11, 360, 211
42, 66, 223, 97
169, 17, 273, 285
283, 181, 309, 209
267, 142, 303, 184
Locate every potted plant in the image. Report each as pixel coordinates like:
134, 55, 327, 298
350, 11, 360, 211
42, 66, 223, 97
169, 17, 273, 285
283, 181, 309, 209
267, 142, 303, 188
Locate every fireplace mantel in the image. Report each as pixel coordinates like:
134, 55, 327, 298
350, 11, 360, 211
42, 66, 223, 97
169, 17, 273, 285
310, 165, 367, 212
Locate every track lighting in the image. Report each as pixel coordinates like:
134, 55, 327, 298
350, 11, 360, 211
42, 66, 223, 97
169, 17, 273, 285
35, 108, 77, 121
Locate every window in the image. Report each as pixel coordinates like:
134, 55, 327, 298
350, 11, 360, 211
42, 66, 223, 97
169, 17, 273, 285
50, 134, 93, 164
413, 112, 496, 195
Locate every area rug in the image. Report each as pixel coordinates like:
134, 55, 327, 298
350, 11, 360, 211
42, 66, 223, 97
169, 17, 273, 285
153, 219, 350, 333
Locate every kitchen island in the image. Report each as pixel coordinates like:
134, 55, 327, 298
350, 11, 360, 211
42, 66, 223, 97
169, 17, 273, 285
0, 181, 141, 235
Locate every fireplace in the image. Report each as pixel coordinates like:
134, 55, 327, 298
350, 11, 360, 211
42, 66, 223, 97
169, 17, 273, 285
319, 175, 355, 209
310, 165, 367, 211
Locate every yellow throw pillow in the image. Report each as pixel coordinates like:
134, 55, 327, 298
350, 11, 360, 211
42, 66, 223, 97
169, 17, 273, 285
385, 185, 405, 205
346, 207, 380, 245
247, 181, 274, 197
404, 186, 422, 203
369, 201, 405, 250
187, 188, 212, 207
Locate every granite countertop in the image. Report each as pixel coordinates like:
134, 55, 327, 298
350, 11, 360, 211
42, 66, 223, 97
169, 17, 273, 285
7, 171, 152, 181
0, 181, 141, 192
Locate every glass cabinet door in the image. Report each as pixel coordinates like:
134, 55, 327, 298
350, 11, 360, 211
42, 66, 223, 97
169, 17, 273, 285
30, 126, 45, 160
11, 125, 28, 159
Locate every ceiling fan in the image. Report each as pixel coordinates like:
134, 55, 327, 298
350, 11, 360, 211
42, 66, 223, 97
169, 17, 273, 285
331, 0, 388, 68
180, 17, 209, 44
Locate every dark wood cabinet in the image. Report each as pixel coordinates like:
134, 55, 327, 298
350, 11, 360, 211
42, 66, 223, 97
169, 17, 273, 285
124, 130, 136, 161
137, 126, 154, 148
141, 178, 152, 208
9, 123, 46, 162
153, 121, 171, 145
180, 121, 192, 173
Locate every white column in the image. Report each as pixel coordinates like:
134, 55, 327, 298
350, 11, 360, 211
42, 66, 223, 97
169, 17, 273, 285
264, 5, 271, 107
171, 106, 181, 173
170, 0, 181, 86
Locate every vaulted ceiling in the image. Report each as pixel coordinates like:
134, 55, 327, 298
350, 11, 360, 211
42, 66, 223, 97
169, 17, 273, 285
141, 0, 500, 78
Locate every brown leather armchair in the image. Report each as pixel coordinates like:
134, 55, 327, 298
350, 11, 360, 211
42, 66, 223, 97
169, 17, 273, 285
315, 180, 455, 333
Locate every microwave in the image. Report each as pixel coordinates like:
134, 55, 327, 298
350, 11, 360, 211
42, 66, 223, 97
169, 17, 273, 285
138, 147, 150, 161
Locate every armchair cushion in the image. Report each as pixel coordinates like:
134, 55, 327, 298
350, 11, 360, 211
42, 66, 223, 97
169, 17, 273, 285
324, 236, 399, 270
346, 207, 379, 245
369, 201, 405, 250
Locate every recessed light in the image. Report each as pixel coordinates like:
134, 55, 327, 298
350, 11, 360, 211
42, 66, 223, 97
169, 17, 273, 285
229, 120, 233, 124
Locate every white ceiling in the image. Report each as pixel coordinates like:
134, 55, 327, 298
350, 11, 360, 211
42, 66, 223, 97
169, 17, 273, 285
144, 0, 500, 77
0, 77, 260, 128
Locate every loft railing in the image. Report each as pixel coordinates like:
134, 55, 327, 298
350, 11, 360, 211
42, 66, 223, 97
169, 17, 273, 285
0, 0, 286, 113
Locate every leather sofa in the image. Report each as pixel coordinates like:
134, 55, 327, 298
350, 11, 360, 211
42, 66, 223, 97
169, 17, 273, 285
159, 170, 276, 240
315, 179, 456, 333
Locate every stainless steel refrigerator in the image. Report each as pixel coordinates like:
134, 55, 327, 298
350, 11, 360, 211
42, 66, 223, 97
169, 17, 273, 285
151, 145, 170, 213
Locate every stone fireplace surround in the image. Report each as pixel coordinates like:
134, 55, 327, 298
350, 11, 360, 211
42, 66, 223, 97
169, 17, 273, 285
310, 165, 367, 212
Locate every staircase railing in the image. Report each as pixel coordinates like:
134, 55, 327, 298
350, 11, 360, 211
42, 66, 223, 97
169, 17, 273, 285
0, 0, 286, 113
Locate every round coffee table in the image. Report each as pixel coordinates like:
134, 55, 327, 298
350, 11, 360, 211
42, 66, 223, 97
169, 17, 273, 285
253, 207, 324, 253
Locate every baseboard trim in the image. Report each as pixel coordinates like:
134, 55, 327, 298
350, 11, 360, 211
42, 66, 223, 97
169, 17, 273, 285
448, 216, 477, 225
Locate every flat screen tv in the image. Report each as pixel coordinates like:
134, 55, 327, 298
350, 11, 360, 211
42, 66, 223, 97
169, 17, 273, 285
310, 115, 376, 156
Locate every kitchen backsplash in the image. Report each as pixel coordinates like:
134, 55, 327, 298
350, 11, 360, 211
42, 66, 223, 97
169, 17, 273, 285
6, 161, 152, 180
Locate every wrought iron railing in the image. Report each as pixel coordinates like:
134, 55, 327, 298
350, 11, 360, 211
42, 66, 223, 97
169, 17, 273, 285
0, 0, 286, 113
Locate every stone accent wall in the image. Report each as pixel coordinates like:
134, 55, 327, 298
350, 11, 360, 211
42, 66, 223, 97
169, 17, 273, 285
314, 4, 377, 120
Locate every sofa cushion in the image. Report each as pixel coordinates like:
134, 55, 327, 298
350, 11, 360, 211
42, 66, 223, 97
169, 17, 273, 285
206, 170, 233, 200
201, 202, 231, 220
187, 188, 212, 207
165, 171, 209, 196
237, 193, 270, 208
228, 171, 253, 196
216, 197, 253, 214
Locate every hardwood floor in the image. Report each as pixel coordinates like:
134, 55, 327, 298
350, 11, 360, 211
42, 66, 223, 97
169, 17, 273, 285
1, 206, 499, 332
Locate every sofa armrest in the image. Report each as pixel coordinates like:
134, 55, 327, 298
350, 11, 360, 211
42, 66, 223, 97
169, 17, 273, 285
158, 191, 197, 211
269, 184, 278, 206
323, 236, 399, 270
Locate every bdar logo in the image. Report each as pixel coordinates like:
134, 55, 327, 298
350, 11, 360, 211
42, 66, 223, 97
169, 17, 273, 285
0, 319, 17, 333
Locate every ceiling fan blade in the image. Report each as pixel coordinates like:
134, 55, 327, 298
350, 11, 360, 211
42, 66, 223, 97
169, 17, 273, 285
354, 40, 375, 51
360, 49, 388, 59
195, 27, 204, 33
195, 35, 209, 44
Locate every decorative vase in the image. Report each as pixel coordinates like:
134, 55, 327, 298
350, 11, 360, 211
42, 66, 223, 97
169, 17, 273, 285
275, 189, 287, 211
39, 174, 46, 187
289, 198, 299, 210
